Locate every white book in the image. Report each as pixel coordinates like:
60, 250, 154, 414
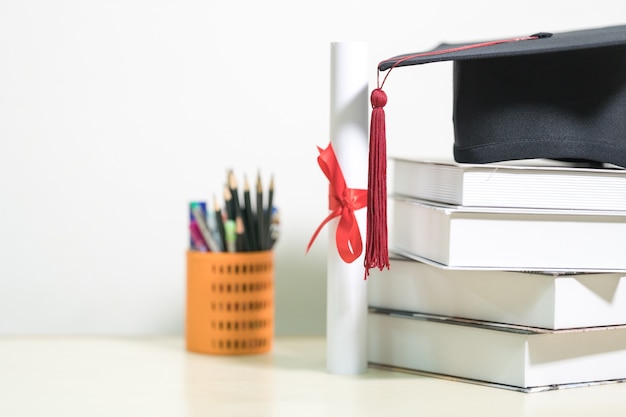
390, 197, 626, 272
368, 257, 626, 329
368, 310, 626, 392
392, 158, 626, 211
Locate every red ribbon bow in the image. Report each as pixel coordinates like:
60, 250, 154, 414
306, 143, 368, 264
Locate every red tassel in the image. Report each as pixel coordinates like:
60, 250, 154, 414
364, 88, 390, 276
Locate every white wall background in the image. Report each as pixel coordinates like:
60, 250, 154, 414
1, 0, 624, 335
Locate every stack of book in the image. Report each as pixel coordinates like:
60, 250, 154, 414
367, 157, 626, 392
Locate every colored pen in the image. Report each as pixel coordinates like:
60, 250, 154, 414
189, 219, 208, 252
269, 207, 280, 249
190, 202, 221, 252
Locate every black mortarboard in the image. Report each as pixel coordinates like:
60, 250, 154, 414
364, 24, 626, 274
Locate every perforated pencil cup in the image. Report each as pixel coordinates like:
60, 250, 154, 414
185, 250, 274, 355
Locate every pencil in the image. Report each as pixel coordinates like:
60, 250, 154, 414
223, 184, 234, 221
256, 171, 265, 250
243, 175, 258, 251
265, 174, 274, 250
235, 215, 247, 252
224, 219, 237, 253
213, 194, 226, 252
228, 169, 243, 220
229, 170, 252, 252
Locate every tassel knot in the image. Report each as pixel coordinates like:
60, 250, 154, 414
370, 88, 387, 108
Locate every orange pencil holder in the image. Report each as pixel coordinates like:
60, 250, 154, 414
185, 250, 274, 355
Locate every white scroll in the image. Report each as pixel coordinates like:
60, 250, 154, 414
326, 42, 369, 375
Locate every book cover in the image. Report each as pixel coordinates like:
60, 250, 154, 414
368, 257, 626, 330
368, 310, 626, 392
390, 197, 626, 271
392, 158, 626, 211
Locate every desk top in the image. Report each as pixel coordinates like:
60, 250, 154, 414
1, 336, 626, 417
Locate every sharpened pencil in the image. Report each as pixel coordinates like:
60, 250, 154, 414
228, 169, 243, 221
235, 216, 247, 252
213, 194, 226, 252
265, 174, 274, 250
256, 171, 265, 250
243, 175, 258, 251
223, 184, 234, 221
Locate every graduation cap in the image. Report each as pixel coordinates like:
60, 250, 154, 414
364, 24, 626, 274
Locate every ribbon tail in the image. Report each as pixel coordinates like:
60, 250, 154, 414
306, 210, 340, 254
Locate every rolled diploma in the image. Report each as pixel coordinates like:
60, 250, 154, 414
327, 41, 369, 375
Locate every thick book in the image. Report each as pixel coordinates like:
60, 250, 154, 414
390, 197, 626, 272
368, 310, 626, 392
368, 257, 626, 330
392, 158, 626, 211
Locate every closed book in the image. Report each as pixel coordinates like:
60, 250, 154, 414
368, 257, 626, 330
390, 197, 626, 272
368, 310, 626, 392
392, 158, 626, 211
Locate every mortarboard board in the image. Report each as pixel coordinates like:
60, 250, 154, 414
364, 24, 626, 274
